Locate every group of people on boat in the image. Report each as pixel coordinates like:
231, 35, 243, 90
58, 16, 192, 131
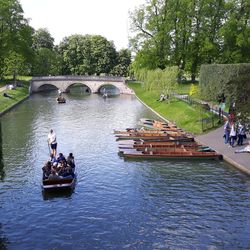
42, 152, 75, 180
43, 129, 75, 180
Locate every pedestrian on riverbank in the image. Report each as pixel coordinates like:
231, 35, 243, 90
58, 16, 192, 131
223, 119, 231, 144
237, 123, 246, 146
229, 121, 237, 147
48, 129, 57, 157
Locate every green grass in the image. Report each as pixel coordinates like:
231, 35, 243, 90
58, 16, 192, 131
128, 82, 220, 135
0, 81, 30, 113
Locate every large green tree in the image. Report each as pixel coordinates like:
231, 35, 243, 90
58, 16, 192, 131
0, 0, 34, 78
58, 34, 119, 75
31, 48, 61, 76
31, 28, 62, 76
111, 49, 131, 76
129, 0, 249, 80
32, 28, 54, 50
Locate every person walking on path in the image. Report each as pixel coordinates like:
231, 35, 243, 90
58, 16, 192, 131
223, 119, 231, 144
229, 121, 237, 147
48, 129, 57, 157
237, 123, 246, 146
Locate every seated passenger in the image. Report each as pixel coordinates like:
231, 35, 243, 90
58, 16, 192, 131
42, 161, 52, 180
67, 153, 75, 168
48, 169, 62, 180
57, 153, 66, 163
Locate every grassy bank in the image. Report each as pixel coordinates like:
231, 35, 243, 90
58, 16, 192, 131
128, 82, 219, 135
0, 80, 30, 114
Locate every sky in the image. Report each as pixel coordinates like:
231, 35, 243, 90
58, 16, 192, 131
19, 0, 145, 50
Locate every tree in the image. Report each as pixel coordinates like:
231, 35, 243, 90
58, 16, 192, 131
3, 51, 28, 82
32, 28, 54, 50
58, 34, 119, 75
111, 49, 131, 76
129, 0, 249, 80
219, 0, 250, 63
0, 0, 34, 78
31, 48, 61, 76
135, 66, 178, 100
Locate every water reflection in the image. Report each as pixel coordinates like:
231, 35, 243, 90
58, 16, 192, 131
42, 189, 74, 201
0, 224, 8, 250
0, 121, 5, 180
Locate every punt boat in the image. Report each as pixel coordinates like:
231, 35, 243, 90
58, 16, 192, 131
42, 175, 76, 191
119, 148, 222, 160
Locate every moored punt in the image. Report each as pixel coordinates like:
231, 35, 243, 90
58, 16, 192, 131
117, 135, 195, 142
114, 127, 182, 135
115, 132, 193, 141
139, 118, 177, 130
118, 142, 208, 150
119, 148, 222, 160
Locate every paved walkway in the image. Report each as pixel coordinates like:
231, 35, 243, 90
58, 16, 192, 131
196, 126, 250, 176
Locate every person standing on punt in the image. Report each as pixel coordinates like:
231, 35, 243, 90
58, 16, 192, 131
48, 129, 57, 157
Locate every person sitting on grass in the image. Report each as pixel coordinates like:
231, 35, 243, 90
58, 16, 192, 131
157, 93, 167, 102
3, 92, 12, 98
235, 141, 250, 153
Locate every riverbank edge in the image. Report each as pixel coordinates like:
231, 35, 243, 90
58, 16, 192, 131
0, 94, 30, 117
133, 93, 250, 176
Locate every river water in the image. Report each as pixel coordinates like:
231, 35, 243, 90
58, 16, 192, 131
0, 92, 250, 250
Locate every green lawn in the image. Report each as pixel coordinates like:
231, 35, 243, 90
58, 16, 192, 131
0, 81, 30, 113
128, 82, 220, 135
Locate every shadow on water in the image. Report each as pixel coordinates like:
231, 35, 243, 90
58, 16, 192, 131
0, 224, 9, 250
42, 189, 75, 201
0, 121, 5, 181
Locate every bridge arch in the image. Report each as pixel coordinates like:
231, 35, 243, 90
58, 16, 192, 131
37, 83, 58, 92
65, 82, 92, 93
97, 83, 120, 95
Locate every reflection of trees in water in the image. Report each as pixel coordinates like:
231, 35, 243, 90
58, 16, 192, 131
0, 223, 8, 250
0, 121, 5, 180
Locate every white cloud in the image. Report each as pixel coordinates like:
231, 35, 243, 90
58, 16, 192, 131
19, 0, 144, 50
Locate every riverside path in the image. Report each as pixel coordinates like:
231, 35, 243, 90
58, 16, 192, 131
196, 126, 250, 176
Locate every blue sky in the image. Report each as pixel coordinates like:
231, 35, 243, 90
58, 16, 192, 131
20, 0, 144, 50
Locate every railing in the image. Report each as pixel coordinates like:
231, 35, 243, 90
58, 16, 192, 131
31, 75, 125, 82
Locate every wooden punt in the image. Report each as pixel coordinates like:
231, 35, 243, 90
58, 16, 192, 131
139, 118, 177, 129
119, 148, 222, 160
115, 132, 192, 141
119, 142, 208, 150
42, 175, 76, 191
114, 127, 182, 134
117, 136, 195, 142
57, 97, 66, 103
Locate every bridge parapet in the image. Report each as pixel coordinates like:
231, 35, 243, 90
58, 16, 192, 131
31, 75, 125, 83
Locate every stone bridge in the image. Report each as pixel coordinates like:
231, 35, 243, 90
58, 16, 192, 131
30, 76, 134, 94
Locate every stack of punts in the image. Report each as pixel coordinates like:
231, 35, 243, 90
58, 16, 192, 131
115, 118, 222, 160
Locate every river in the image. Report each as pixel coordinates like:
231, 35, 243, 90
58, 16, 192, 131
0, 91, 250, 250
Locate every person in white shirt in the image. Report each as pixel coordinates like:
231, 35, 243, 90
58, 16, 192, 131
48, 129, 57, 157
